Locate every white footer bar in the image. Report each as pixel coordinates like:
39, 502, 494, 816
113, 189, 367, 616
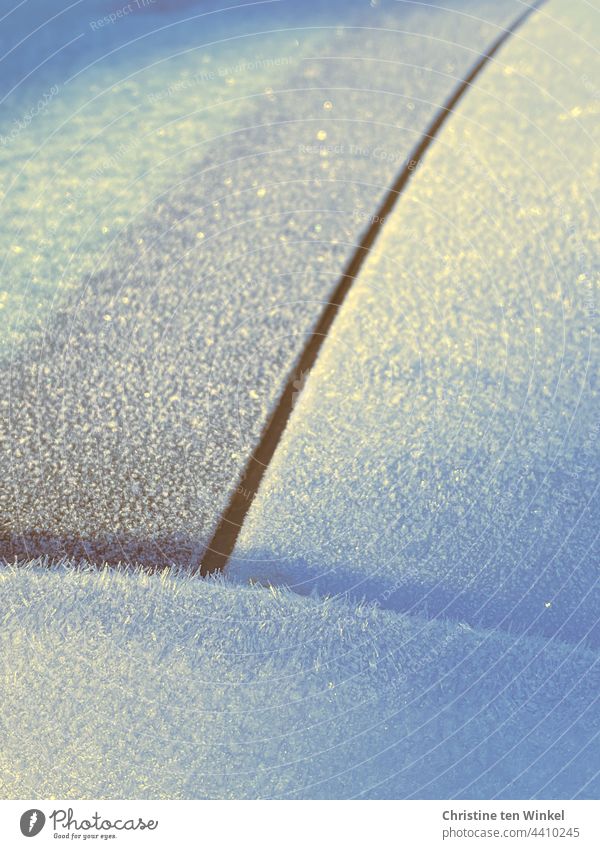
0, 799, 597, 848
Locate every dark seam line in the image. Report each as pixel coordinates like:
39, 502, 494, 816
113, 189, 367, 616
200, 0, 545, 575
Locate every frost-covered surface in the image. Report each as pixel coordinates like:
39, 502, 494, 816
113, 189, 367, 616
229, 0, 600, 646
1, 0, 525, 566
0, 561, 598, 799
5, 1, 596, 804
0, 1, 304, 348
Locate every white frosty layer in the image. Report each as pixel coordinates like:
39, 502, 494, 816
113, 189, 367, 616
0, 561, 597, 799
0, 2, 323, 347
229, 0, 600, 646
1, 1, 525, 566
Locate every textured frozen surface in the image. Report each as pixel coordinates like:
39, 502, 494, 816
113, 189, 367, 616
1, 0, 525, 566
0, 561, 598, 799
0, 1, 325, 348
230, 0, 600, 646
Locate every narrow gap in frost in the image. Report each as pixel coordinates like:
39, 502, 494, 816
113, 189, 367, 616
200, 0, 546, 575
